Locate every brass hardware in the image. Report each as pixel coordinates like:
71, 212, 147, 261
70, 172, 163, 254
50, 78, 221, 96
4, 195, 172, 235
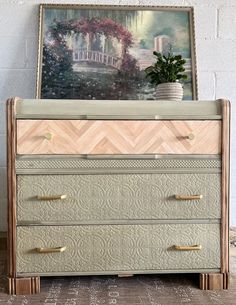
36, 195, 67, 200
186, 133, 195, 140
173, 244, 202, 251
44, 132, 53, 141
175, 194, 203, 200
35, 246, 66, 253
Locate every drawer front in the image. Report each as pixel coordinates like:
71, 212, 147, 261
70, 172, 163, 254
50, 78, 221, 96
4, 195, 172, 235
16, 120, 221, 155
16, 224, 220, 274
17, 173, 221, 222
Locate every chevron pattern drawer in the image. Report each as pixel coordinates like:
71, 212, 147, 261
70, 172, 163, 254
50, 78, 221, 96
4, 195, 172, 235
7, 98, 230, 294
16, 224, 220, 274
16, 120, 221, 155
16, 173, 221, 222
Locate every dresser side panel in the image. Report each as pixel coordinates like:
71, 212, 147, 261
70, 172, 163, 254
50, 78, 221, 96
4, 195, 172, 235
7, 98, 18, 278
221, 100, 230, 273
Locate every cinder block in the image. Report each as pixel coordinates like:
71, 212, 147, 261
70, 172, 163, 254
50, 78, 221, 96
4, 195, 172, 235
194, 6, 217, 39
0, 37, 26, 69
0, 167, 7, 200
26, 37, 38, 69
219, 6, 236, 39
216, 73, 236, 151
0, 102, 6, 134
0, 0, 235, 7
231, 214, 236, 227
216, 71, 236, 228
0, 69, 36, 101
230, 195, 236, 226
127, 0, 187, 5
184, 0, 236, 6
0, 3, 38, 38
0, 198, 7, 231
196, 72, 215, 100
216, 71, 236, 101
196, 39, 236, 71
0, 135, 6, 168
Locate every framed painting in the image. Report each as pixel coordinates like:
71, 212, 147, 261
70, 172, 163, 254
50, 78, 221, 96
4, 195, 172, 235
36, 5, 197, 100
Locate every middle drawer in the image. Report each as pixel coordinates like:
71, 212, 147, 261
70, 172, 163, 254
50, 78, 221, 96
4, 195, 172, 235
17, 173, 221, 222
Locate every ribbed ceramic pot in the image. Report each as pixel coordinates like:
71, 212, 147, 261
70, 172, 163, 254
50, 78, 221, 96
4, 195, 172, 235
156, 82, 183, 101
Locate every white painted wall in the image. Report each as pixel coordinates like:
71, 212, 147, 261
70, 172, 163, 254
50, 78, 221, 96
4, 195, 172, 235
0, 0, 236, 230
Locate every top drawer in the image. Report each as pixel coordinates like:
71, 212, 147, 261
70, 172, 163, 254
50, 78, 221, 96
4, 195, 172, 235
16, 120, 221, 155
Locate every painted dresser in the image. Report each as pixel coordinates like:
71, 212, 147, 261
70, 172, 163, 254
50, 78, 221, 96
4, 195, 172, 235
7, 98, 230, 294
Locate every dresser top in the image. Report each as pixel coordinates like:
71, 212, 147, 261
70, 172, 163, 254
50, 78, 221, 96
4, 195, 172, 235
13, 98, 223, 119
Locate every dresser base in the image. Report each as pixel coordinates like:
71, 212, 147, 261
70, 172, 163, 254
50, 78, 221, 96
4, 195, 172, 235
8, 277, 40, 295
7, 273, 229, 294
199, 273, 229, 290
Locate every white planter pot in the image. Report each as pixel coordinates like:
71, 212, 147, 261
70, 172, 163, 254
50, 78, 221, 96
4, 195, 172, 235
156, 82, 183, 101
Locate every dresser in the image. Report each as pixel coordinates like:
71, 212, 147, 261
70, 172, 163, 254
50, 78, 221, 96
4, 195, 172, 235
7, 98, 230, 294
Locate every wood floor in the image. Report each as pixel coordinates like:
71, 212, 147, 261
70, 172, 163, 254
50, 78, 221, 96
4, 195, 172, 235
0, 230, 235, 304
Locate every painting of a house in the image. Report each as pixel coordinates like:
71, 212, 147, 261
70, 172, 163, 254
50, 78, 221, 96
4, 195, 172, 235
37, 5, 197, 100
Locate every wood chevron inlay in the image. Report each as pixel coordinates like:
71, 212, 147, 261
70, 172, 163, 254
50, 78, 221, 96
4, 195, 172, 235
17, 120, 221, 155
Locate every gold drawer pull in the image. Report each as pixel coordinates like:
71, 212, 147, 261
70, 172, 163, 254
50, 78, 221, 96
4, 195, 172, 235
174, 244, 202, 251
36, 195, 67, 200
44, 132, 53, 141
35, 246, 66, 253
186, 133, 195, 140
175, 194, 203, 200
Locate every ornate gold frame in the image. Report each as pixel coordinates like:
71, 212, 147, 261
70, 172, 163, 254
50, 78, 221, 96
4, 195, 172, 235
36, 4, 198, 100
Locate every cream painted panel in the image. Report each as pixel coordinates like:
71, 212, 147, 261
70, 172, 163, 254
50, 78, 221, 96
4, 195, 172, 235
16, 224, 220, 274
17, 173, 221, 222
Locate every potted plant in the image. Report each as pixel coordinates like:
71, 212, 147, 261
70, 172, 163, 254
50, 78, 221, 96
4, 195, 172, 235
145, 51, 187, 101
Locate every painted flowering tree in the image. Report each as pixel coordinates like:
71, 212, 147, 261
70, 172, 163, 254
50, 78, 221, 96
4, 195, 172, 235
40, 7, 194, 100
44, 18, 138, 71
42, 17, 140, 98
42, 40, 73, 97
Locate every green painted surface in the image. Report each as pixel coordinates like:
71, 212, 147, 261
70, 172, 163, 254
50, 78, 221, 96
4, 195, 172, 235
16, 224, 220, 273
17, 173, 221, 222
17, 219, 221, 226
13, 99, 225, 277
15, 99, 222, 119
15, 157, 221, 170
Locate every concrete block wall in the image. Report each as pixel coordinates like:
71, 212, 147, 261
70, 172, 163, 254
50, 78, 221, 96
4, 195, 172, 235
0, 0, 236, 230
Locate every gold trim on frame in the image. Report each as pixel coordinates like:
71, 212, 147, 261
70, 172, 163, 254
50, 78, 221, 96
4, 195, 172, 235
36, 4, 198, 100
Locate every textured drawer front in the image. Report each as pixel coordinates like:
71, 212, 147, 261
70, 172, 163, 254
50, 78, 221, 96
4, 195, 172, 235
15, 157, 222, 170
16, 120, 221, 155
17, 173, 221, 222
16, 224, 220, 274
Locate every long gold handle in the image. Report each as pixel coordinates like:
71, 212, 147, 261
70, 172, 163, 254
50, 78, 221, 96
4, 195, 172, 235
175, 194, 203, 200
44, 132, 53, 141
36, 195, 67, 200
35, 246, 66, 253
174, 245, 202, 251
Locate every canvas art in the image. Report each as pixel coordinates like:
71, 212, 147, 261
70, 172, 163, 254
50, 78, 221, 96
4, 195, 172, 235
37, 5, 197, 100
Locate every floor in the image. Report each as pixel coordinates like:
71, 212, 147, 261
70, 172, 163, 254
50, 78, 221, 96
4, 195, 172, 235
0, 230, 235, 305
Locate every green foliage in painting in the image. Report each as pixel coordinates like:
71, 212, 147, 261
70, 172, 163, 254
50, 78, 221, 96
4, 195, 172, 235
42, 41, 73, 96
145, 52, 187, 85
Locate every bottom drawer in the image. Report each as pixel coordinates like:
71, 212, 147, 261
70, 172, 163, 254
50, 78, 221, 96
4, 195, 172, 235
16, 224, 220, 274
